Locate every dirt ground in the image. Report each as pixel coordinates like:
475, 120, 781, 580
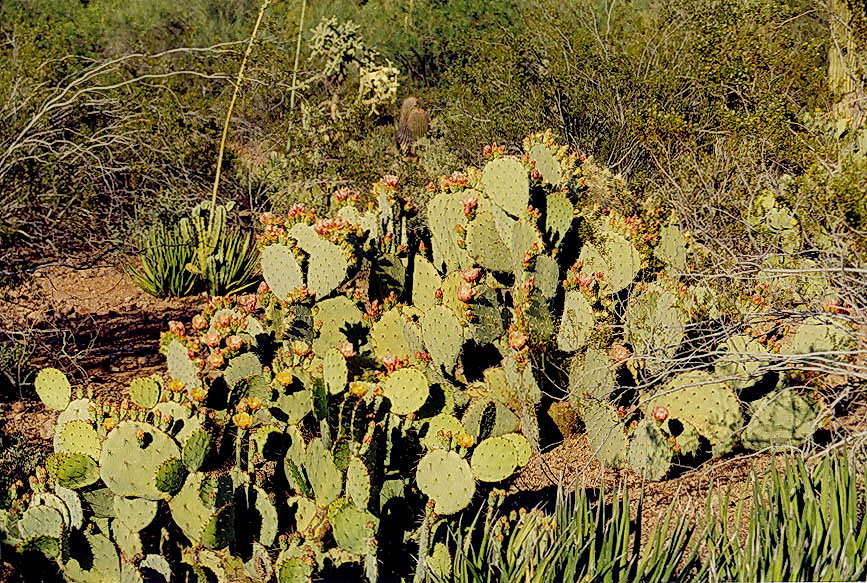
0, 260, 865, 580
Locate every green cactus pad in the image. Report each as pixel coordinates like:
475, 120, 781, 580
248, 485, 279, 546
625, 283, 685, 373
155, 457, 188, 496
18, 505, 64, 540
530, 254, 560, 299
714, 335, 768, 390
581, 401, 628, 467
100, 421, 182, 499
528, 144, 562, 184
35, 368, 71, 411
422, 414, 467, 450
466, 210, 513, 272
113, 519, 143, 559
645, 371, 743, 456
544, 191, 574, 248
54, 486, 84, 530
655, 223, 688, 272
114, 496, 158, 532
462, 399, 520, 442
182, 428, 212, 471
55, 398, 91, 434
332, 503, 377, 555
569, 348, 615, 402
166, 340, 201, 390
224, 352, 263, 388
556, 290, 594, 352
503, 356, 542, 408
382, 367, 430, 415
54, 453, 100, 489
169, 472, 215, 544
323, 348, 348, 395
305, 438, 342, 507
578, 223, 640, 293
151, 401, 202, 444
483, 366, 519, 410
312, 296, 365, 354
482, 157, 529, 217
426, 191, 473, 272
785, 316, 853, 355
371, 308, 423, 362
57, 420, 101, 460
261, 243, 305, 300
346, 456, 371, 509
510, 219, 544, 272
429, 542, 452, 580
63, 532, 120, 583
201, 504, 235, 549
128, 376, 162, 409
627, 420, 673, 481
742, 389, 820, 450
276, 550, 314, 583
140, 555, 172, 582
471, 435, 519, 482
501, 433, 533, 466
421, 305, 464, 371
412, 256, 442, 312
306, 238, 350, 299
666, 418, 701, 456
416, 450, 475, 515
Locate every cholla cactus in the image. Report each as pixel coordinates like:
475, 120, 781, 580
359, 64, 399, 114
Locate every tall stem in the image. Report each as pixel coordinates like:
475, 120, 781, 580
209, 0, 271, 233
289, 0, 307, 113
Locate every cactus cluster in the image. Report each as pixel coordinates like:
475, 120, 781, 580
2, 130, 860, 582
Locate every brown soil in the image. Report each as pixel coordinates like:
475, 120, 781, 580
0, 260, 202, 447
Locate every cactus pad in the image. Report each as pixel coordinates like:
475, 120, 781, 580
128, 376, 162, 409
627, 420, 673, 481
645, 371, 742, 456
412, 256, 442, 312
332, 503, 377, 555
466, 211, 512, 272
416, 450, 475, 515
305, 438, 342, 506
742, 389, 820, 450
581, 401, 628, 467
57, 420, 101, 459
35, 368, 71, 411
655, 223, 688, 272
471, 435, 519, 482
382, 367, 429, 415
261, 243, 305, 301
166, 340, 201, 390
114, 496, 158, 532
421, 305, 464, 371
55, 453, 100, 489
482, 157, 529, 217
323, 348, 348, 395
556, 290, 594, 352
422, 414, 466, 450
100, 421, 182, 499
528, 144, 562, 184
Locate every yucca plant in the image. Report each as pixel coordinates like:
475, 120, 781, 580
703, 454, 867, 583
440, 483, 698, 583
125, 221, 200, 297
128, 202, 259, 298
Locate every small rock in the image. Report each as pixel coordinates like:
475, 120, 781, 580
11, 401, 25, 413
39, 419, 55, 440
